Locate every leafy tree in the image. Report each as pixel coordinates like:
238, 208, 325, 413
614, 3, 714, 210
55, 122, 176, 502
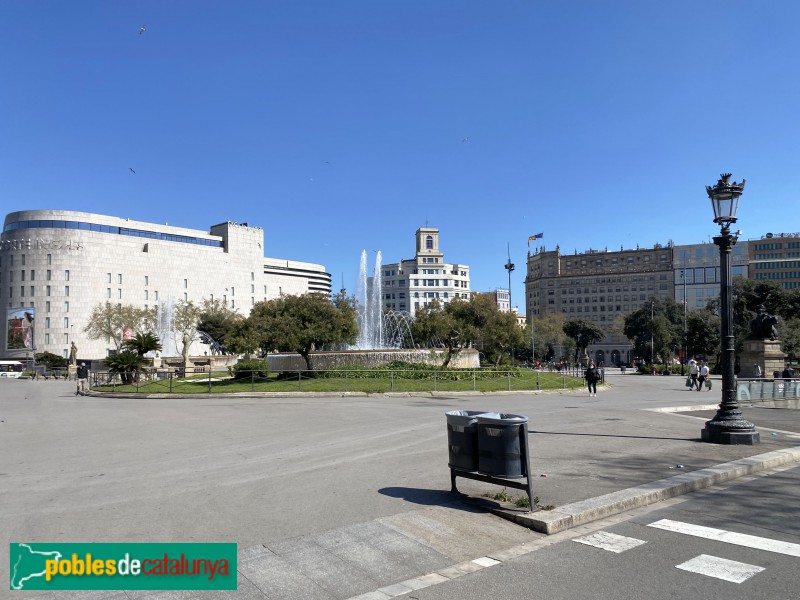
84, 303, 157, 351
623, 297, 684, 363
173, 300, 202, 354
196, 298, 243, 353
527, 313, 567, 362
563, 319, 604, 361
123, 332, 162, 357
35, 351, 68, 369
781, 317, 800, 363
686, 308, 720, 361
411, 300, 468, 368
477, 308, 526, 366
707, 279, 787, 356
245, 293, 358, 369
105, 351, 147, 384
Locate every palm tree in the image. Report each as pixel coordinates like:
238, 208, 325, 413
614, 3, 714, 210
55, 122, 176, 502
105, 351, 147, 384
123, 332, 162, 357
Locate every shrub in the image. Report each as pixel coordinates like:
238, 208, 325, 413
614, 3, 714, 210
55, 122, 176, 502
232, 360, 269, 379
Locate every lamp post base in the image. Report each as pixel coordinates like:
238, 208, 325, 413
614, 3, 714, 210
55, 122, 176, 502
701, 427, 760, 445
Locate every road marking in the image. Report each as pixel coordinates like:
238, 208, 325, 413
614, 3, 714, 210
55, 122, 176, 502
676, 554, 764, 583
648, 519, 800, 557
472, 556, 500, 567
572, 531, 647, 553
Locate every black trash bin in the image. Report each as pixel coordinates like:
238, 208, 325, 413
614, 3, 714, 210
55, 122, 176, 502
476, 412, 529, 478
446, 410, 486, 471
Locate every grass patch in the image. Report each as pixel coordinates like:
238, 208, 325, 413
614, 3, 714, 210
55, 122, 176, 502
92, 368, 585, 394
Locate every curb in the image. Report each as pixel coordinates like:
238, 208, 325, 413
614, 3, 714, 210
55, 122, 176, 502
481, 446, 800, 534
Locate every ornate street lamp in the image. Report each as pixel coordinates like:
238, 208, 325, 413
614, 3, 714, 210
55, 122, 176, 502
701, 173, 759, 444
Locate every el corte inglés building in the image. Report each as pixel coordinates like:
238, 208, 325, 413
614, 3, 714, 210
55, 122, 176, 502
1, 210, 330, 361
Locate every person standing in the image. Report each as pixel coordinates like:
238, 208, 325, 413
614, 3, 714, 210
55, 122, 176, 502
697, 361, 710, 391
585, 361, 599, 397
76, 362, 89, 396
754, 363, 762, 379
688, 359, 699, 391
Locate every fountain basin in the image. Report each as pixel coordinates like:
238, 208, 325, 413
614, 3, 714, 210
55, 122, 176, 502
266, 348, 479, 371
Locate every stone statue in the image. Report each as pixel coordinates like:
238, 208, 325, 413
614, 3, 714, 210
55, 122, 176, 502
750, 305, 779, 340
69, 341, 78, 365
182, 333, 191, 363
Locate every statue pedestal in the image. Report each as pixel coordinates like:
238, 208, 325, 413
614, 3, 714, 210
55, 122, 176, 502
740, 339, 786, 379
67, 365, 77, 380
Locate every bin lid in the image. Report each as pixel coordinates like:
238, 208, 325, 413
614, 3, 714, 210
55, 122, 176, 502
475, 412, 528, 425
445, 410, 487, 425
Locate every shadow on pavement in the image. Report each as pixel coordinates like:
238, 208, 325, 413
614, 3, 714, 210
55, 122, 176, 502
379, 486, 487, 512
530, 429, 699, 442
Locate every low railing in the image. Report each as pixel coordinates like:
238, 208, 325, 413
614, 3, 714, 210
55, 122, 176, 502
89, 367, 586, 395
737, 378, 800, 401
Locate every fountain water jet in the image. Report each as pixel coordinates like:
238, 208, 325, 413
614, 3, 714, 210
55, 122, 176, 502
355, 249, 383, 349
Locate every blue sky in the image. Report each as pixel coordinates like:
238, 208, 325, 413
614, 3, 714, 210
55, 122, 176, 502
2, 1, 798, 313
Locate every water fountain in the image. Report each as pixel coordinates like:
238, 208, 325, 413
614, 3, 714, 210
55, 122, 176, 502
355, 249, 383, 349
265, 251, 479, 370
155, 295, 179, 357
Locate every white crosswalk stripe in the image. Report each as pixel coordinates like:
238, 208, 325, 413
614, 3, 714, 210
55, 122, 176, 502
676, 554, 765, 583
648, 518, 800, 557
572, 531, 648, 553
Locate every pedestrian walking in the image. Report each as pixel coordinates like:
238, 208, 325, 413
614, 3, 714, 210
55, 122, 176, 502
688, 359, 699, 390
585, 361, 600, 397
754, 363, 762, 378
697, 361, 709, 391
76, 362, 89, 396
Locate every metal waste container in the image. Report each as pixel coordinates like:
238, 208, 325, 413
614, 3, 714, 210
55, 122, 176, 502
476, 412, 529, 478
446, 410, 486, 471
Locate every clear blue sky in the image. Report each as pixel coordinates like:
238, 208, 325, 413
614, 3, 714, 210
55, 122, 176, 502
3, 1, 798, 314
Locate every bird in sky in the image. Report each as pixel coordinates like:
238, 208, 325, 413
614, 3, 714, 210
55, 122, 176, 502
129, 167, 136, 174
461, 136, 471, 143
139, 24, 146, 34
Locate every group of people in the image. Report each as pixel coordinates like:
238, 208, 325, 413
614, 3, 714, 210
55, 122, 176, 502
687, 359, 710, 391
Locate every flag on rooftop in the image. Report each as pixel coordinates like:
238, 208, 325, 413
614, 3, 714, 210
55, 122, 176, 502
528, 232, 544, 248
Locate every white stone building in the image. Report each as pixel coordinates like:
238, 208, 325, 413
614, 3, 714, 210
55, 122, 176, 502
380, 227, 471, 315
1, 210, 330, 360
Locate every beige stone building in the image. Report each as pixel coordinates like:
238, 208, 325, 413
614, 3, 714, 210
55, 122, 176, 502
380, 227, 471, 315
525, 244, 674, 365
1, 210, 330, 360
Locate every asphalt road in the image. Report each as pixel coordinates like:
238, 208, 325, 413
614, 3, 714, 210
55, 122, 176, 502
2, 373, 798, 599
396, 464, 800, 600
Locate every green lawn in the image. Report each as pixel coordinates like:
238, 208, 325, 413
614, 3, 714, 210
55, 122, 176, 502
92, 370, 587, 395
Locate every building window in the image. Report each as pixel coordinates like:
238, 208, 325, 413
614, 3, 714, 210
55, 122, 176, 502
46, 301, 50, 313
65, 286, 69, 297
118, 289, 122, 299
64, 301, 69, 312
184, 279, 188, 288
30, 286, 34, 296
30, 270, 35, 281
64, 317, 69, 329
46, 285, 51, 296
47, 254, 52, 265
107, 288, 111, 298
118, 274, 123, 284
144, 275, 149, 286
46, 270, 51, 281
65, 270, 70, 281
426, 235, 433, 249
144, 290, 149, 300
45, 333, 50, 344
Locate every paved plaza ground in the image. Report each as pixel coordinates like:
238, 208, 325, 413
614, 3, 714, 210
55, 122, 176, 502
2, 373, 799, 599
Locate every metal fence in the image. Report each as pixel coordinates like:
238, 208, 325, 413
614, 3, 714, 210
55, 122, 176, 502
89, 367, 586, 394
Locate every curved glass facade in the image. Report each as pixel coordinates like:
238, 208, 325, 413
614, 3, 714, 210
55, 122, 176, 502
3, 219, 223, 248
